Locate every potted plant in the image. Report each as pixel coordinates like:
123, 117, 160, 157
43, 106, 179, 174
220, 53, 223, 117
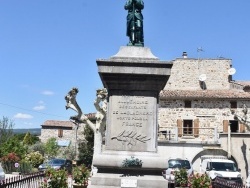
72, 164, 90, 188
174, 168, 188, 188
122, 156, 142, 168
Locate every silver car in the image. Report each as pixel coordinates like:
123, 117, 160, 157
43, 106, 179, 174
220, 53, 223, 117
0, 165, 5, 181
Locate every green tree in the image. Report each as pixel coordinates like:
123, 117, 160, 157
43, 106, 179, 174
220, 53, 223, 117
0, 116, 14, 144
15, 132, 39, 144
78, 125, 94, 167
0, 136, 27, 158
29, 142, 45, 156
24, 151, 44, 168
23, 132, 33, 145
44, 137, 59, 159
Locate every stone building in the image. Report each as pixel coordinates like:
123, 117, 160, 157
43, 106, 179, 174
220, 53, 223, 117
158, 55, 250, 179
40, 120, 78, 147
40, 113, 95, 159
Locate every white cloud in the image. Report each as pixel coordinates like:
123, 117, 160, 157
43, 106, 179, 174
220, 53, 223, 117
33, 100, 46, 111
42, 90, 55, 96
14, 113, 33, 119
33, 105, 46, 111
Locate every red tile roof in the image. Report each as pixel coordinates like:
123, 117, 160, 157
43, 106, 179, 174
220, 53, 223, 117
41, 113, 96, 127
160, 89, 250, 99
42, 120, 75, 128
233, 81, 250, 88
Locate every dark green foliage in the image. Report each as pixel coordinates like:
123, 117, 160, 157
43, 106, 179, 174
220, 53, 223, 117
77, 125, 94, 167
2, 161, 16, 174
122, 156, 142, 167
17, 161, 33, 174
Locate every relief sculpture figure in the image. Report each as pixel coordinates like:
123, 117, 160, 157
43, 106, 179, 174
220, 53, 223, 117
65, 87, 108, 154
125, 0, 144, 47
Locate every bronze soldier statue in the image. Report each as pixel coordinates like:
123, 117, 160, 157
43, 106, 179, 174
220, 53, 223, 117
124, 0, 144, 47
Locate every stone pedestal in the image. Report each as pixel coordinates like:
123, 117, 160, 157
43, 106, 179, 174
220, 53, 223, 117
90, 46, 172, 188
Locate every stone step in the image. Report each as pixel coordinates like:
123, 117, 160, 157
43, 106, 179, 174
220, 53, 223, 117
90, 173, 168, 188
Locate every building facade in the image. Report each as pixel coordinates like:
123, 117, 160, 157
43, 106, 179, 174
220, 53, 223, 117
158, 56, 250, 179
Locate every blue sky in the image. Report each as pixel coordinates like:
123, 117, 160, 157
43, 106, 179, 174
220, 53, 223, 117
1, 0, 250, 129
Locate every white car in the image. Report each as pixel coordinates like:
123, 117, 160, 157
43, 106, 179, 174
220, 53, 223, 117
0, 165, 5, 181
162, 158, 193, 184
201, 158, 242, 184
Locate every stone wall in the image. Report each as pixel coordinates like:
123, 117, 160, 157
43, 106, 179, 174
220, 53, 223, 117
165, 59, 232, 90
158, 99, 250, 137
40, 124, 86, 148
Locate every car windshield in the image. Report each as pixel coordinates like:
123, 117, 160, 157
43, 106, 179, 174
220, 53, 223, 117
168, 159, 191, 169
211, 162, 237, 172
48, 159, 65, 165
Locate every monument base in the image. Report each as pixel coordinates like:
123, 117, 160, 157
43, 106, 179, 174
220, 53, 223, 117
93, 46, 172, 188
89, 173, 168, 188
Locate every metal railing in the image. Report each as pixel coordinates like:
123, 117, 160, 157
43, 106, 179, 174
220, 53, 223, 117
0, 172, 45, 188
158, 127, 218, 143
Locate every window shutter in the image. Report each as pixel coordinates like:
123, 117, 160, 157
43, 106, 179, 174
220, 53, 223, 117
177, 119, 183, 137
194, 119, 199, 138
223, 120, 229, 133
58, 129, 63, 137
239, 123, 246, 133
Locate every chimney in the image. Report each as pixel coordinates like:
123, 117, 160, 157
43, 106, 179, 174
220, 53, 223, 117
182, 52, 187, 58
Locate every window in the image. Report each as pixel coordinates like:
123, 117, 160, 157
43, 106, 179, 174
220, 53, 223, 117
58, 129, 63, 138
230, 101, 237, 109
184, 100, 191, 108
229, 120, 239, 133
177, 119, 199, 137
183, 120, 193, 135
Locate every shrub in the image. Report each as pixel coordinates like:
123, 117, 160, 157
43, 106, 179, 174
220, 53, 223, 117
17, 160, 33, 174
1, 152, 20, 173
174, 168, 188, 187
24, 151, 44, 168
188, 173, 211, 188
41, 168, 68, 188
29, 142, 45, 156
72, 164, 90, 186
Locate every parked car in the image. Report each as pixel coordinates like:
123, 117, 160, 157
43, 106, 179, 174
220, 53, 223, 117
201, 158, 242, 184
0, 165, 5, 181
162, 158, 193, 184
38, 158, 72, 173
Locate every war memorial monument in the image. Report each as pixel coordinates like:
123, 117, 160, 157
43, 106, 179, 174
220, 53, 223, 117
66, 0, 173, 187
